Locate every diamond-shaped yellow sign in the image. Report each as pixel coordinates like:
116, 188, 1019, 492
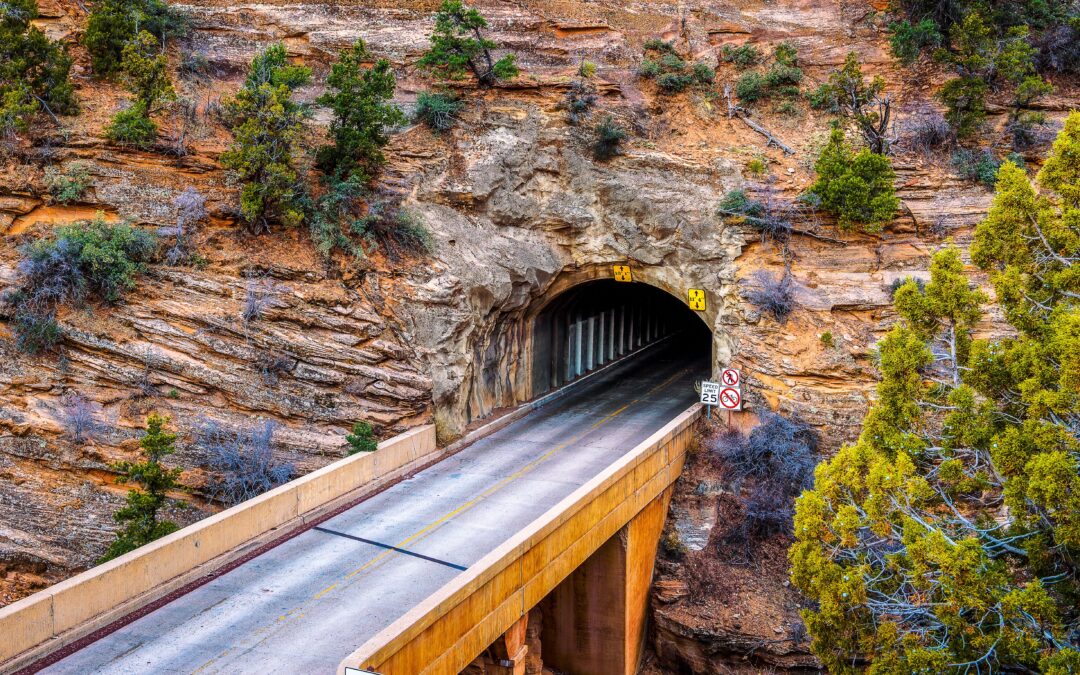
688, 288, 706, 311
613, 265, 632, 282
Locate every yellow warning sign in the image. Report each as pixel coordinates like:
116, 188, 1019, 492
688, 288, 706, 311
613, 265, 632, 282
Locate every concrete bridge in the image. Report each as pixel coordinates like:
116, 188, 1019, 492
1, 277, 711, 675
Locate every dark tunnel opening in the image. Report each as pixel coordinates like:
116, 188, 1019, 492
530, 280, 712, 398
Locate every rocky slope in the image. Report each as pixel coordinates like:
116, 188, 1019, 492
2, 0, 1078, 668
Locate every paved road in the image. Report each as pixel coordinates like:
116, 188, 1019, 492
44, 343, 705, 674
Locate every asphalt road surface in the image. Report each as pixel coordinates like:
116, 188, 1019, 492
43, 342, 705, 674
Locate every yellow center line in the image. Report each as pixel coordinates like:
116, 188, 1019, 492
325, 364, 690, 590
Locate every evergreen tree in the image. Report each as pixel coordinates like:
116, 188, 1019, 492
817, 52, 893, 154
808, 126, 899, 232
83, 0, 185, 76
100, 414, 182, 562
790, 115, 1080, 674
220, 43, 311, 233
417, 0, 519, 87
0, 0, 76, 135
345, 421, 377, 454
316, 39, 405, 183
105, 30, 175, 148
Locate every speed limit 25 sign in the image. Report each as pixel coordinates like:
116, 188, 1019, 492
700, 381, 721, 405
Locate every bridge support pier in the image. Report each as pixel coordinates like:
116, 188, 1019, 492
538, 486, 674, 675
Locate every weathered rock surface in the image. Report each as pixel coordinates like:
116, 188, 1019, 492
3, 0, 1078, 666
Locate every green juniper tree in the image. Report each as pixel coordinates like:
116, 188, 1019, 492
0, 0, 76, 136
100, 414, 182, 562
817, 52, 893, 155
317, 39, 405, 183
221, 43, 311, 233
807, 126, 899, 232
105, 30, 175, 148
790, 114, 1080, 674
83, 0, 185, 77
345, 421, 377, 454
417, 0, 518, 87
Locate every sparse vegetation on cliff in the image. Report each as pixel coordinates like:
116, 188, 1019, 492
105, 30, 175, 149
7, 216, 156, 353
417, 0, 518, 87
791, 118, 1080, 672
100, 414, 182, 562
221, 43, 311, 233
807, 126, 899, 232
83, 0, 186, 76
317, 39, 404, 184
0, 0, 76, 139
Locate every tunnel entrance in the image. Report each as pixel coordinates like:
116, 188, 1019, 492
529, 280, 712, 398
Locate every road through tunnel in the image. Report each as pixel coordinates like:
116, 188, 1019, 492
529, 280, 711, 399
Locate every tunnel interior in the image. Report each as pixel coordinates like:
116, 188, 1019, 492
529, 280, 712, 398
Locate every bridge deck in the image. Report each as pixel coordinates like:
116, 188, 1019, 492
44, 345, 703, 674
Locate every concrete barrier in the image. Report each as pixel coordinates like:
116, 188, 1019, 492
0, 424, 437, 668
340, 404, 702, 674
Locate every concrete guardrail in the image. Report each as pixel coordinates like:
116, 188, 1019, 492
0, 424, 437, 669
340, 403, 703, 674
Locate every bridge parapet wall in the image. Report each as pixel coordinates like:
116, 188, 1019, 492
0, 425, 437, 669
342, 403, 703, 675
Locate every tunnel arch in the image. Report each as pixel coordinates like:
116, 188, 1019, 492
524, 277, 713, 400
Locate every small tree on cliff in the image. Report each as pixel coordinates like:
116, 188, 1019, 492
807, 126, 899, 233
221, 43, 311, 233
317, 39, 405, 183
100, 414, 182, 562
789, 114, 1080, 673
817, 52, 893, 154
417, 0, 519, 87
105, 30, 175, 148
0, 0, 76, 136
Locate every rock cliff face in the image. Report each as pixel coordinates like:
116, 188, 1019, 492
2, 0, 1078, 667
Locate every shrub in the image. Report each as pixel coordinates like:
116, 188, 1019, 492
16, 216, 155, 310
708, 412, 816, 549
819, 331, 833, 347
0, 0, 76, 135
637, 58, 661, 78
563, 80, 597, 125
775, 100, 799, 116
59, 392, 105, 442
316, 39, 405, 183
808, 126, 899, 231
255, 351, 291, 385
898, 112, 954, 155
951, 148, 1001, 188
746, 157, 767, 177
197, 418, 294, 506
643, 38, 675, 53
691, 62, 715, 84
167, 186, 206, 264
345, 421, 377, 454
806, 83, 839, 112
44, 162, 92, 203
817, 52, 891, 154
773, 41, 798, 67
417, 0, 518, 87
889, 18, 942, 64
888, 275, 926, 298
745, 270, 796, 321
592, 115, 626, 160
1006, 111, 1055, 151
656, 72, 693, 93
414, 90, 463, 131
178, 49, 210, 81
720, 43, 761, 68
660, 530, 687, 560
578, 60, 596, 78
221, 44, 311, 233
735, 71, 765, 102
11, 309, 62, 353
105, 102, 157, 149
938, 75, 989, 138
99, 414, 182, 562
352, 194, 434, 261
764, 63, 802, 89
242, 276, 279, 323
